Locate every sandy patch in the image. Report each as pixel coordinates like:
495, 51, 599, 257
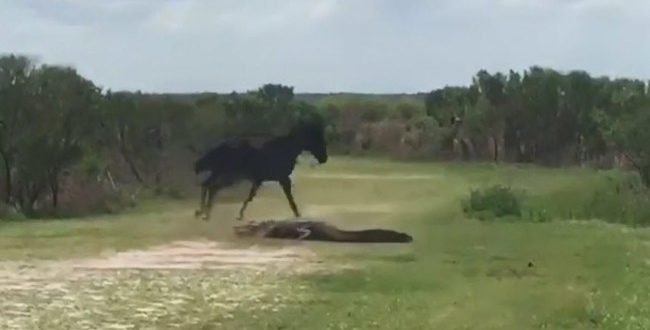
0, 240, 316, 292
71, 240, 312, 271
0, 240, 325, 329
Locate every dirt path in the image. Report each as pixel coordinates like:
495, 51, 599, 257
72, 240, 313, 271
0, 240, 315, 290
0, 240, 321, 329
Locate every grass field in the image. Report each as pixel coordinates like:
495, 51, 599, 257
1, 157, 650, 329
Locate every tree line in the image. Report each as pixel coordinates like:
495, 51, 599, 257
421, 67, 650, 185
1, 53, 649, 217
0, 55, 319, 216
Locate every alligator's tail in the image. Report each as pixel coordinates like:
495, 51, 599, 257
335, 229, 413, 243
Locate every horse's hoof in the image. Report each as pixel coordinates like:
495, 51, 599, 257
201, 214, 209, 221
194, 210, 202, 218
236, 216, 244, 221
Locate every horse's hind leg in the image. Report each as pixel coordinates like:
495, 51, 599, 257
202, 177, 235, 221
202, 184, 219, 221
279, 177, 300, 218
195, 185, 207, 218
237, 180, 261, 221
195, 174, 215, 218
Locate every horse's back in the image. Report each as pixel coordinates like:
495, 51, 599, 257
201, 141, 256, 173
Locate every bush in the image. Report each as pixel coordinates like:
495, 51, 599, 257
582, 174, 650, 226
461, 184, 522, 220
460, 173, 650, 226
35, 177, 135, 218
0, 202, 25, 221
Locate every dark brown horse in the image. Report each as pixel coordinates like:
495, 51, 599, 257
193, 120, 328, 221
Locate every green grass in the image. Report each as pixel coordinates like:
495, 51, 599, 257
2, 157, 650, 329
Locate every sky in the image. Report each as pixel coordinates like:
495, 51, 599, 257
1, 0, 648, 94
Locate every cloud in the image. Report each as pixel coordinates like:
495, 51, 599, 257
1, 0, 648, 93
141, 0, 342, 37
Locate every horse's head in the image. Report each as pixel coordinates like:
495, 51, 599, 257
291, 120, 328, 164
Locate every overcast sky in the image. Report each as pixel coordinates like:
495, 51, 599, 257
1, 0, 648, 93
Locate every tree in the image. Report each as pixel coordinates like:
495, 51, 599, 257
425, 86, 478, 126
471, 70, 507, 161
138, 95, 194, 185
0, 60, 102, 212
597, 105, 650, 187
502, 70, 524, 161
219, 84, 320, 141
0, 55, 36, 204
32, 65, 102, 208
257, 83, 294, 108
100, 92, 195, 186
101, 91, 147, 183
424, 86, 479, 156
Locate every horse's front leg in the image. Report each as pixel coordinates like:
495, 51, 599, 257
195, 185, 207, 218
237, 180, 261, 221
279, 177, 300, 218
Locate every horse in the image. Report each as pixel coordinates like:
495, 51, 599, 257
193, 120, 328, 221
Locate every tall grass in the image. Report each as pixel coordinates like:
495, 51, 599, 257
461, 168, 650, 226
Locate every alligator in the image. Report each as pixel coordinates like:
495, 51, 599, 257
233, 219, 413, 243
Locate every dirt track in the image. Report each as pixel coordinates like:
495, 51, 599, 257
0, 240, 320, 329
72, 240, 312, 271
0, 240, 314, 291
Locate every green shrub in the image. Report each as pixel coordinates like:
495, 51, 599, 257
461, 173, 650, 226
0, 202, 25, 221
462, 184, 522, 220
582, 174, 650, 226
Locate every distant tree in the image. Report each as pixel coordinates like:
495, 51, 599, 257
0, 61, 102, 212
425, 86, 478, 126
100, 92, 194, 186
217, 84, 322, 142
257, 83, 294, 107
471, 70, 507, 161
395, 102, 423, 120
597, 106, 650, 187
101, 91, 146, 183
0, 54, 36, 204
502, 70, 524, 161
